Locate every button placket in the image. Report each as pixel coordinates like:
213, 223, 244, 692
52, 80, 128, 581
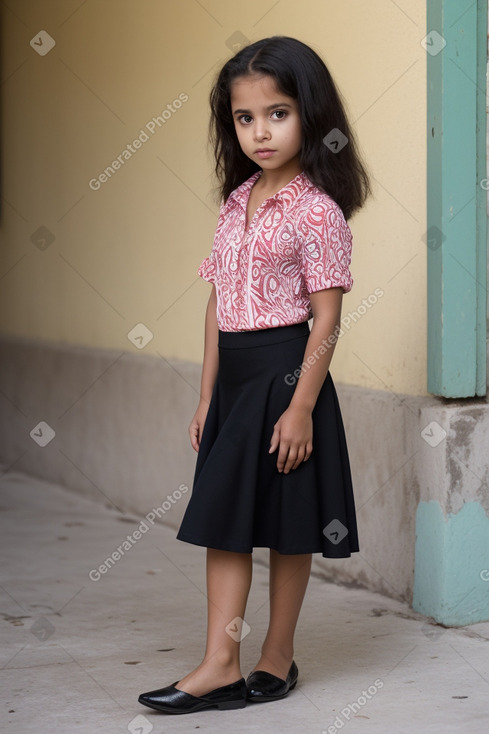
245, 209, 263, 326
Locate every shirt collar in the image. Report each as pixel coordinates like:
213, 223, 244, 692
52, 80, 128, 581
224, 170, 312, 213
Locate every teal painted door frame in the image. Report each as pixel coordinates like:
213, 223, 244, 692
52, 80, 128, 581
427, 0, 487, 397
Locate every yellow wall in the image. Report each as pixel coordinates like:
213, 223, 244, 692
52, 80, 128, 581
0, 0, 427, 395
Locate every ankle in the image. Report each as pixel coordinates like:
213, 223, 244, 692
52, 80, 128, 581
203, 649, 240, 670
260, 645, 294, 665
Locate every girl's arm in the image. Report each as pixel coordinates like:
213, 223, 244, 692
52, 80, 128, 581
269, 287, 343, 473
189, 285, 219, 451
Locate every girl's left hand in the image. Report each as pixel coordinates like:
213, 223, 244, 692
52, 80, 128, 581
269, 406, 313, 474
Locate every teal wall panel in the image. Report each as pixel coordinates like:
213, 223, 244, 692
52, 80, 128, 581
427, 0, 487, 397
413, 500, 489, 625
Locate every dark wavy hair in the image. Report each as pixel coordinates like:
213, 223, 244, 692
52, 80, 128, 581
209, 36, 371, 220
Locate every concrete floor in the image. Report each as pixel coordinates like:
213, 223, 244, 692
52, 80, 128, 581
1, 470, 488, 734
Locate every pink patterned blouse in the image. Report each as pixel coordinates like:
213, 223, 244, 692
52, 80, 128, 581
199, 171, 353, 332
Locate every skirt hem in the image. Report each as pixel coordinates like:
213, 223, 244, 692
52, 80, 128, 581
176, 532, 360, 559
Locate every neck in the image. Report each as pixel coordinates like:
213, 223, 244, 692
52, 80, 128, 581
256, 157, 302, 193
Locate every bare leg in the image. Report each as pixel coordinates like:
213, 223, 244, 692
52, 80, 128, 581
252, 550, 312, 680
175, 548, 252, 697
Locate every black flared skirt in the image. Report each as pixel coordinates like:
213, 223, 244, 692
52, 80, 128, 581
176, 321, 359, 558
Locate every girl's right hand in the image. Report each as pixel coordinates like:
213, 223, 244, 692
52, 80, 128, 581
188, 399, 210, 452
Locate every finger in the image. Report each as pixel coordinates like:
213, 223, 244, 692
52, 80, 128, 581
189, 424, 199, 452
282, 449, 298, 474
276, 441, 290, 472
291, 446, 306, 471
304, 441, 313, 461
269, 425, 280, 454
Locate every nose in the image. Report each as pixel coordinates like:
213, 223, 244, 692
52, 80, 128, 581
253, 116, 271, 142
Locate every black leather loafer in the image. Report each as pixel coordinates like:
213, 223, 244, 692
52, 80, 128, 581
138, 677, 247, 714
246, 661, 298, 702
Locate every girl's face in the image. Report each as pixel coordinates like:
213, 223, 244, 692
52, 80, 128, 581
230, 74, 302, 177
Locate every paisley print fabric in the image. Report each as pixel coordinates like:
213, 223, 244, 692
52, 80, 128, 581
199, 171, 353, 332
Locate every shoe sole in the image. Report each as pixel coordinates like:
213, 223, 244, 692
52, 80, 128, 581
138, 697, 246, 714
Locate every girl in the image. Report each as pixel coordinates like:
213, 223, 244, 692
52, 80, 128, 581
139, 35, 371, 715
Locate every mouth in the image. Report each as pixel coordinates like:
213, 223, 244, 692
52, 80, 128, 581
255, 149, 276, 159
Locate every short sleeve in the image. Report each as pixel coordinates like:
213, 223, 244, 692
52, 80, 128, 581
299, 199, 353, 294
198, 251, 216, 283
197, 199, 227, 284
